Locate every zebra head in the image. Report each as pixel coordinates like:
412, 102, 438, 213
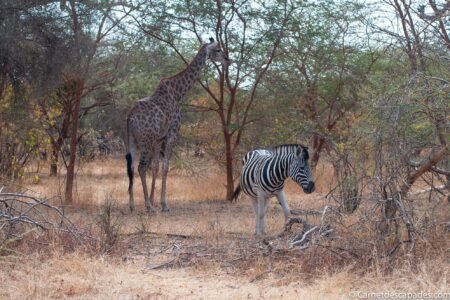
289, 145, 315, 194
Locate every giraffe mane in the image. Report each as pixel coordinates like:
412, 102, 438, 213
159, 43, 210, 82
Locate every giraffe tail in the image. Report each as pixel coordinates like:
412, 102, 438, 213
125, 114, 134, 192
230, 184, 241, 202
125, 152, 133, 191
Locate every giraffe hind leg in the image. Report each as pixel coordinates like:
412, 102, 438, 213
138, 151, 155, 213
126, 153, 135, 212
159, 125, 178, 212
160, 153, 170, 212
149, 148, 161, 211
126, 144, 137, 212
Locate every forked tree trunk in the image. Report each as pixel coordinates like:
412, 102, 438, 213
383, 145, 449, 224
399, 145, 449, 198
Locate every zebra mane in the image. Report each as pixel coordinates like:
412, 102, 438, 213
270, 144, 307, 153
270, 144, 310, 160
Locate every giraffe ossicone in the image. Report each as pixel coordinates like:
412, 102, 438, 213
125, 39, 230, 213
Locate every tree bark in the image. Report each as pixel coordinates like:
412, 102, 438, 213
224, 131, 234, 201
50, 147, 58, 176
64, 79, 84, 204
311, 134, 326, 169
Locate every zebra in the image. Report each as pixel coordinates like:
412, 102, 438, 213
231, 144, 315, 236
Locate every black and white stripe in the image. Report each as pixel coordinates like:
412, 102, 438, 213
232, 144, 315, 235
239, 144, 314, 198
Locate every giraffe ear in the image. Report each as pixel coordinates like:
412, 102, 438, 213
206, 41, 218, 52
209, 37, 215, 44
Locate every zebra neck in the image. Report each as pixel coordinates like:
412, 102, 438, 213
285, 154, 299, 179
263, 155, 291, 185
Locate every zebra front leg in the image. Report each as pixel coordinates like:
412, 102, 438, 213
275, 190, 291, 224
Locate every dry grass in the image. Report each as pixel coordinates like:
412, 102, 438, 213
1, 158, 449, 299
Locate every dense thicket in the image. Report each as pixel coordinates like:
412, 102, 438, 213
0, 0, 448, 217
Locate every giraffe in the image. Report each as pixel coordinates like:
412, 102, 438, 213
125, 38, 230, 213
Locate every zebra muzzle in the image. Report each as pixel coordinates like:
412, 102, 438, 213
303, 181, 315, 194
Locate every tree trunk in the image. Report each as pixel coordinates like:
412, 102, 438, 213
224, 131, 234, 201
50, 141, 60, 176
50, 159, 58, 176
64, 79, 84, 204
310, 134, 325, 169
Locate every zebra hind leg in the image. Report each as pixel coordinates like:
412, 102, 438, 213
256, 194, 268, 236
251, 197, 258, 235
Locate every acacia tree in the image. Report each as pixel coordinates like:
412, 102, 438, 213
261, 0, 374, 168
132, 0, 296, 200
59, 1, 137, 203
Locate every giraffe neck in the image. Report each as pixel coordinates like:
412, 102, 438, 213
162, 44, 209, 101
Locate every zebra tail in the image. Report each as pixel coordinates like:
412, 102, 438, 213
125, 152, 133, 190
230, 184, 241, 202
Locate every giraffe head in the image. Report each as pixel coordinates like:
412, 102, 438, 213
206, 38, 231, 66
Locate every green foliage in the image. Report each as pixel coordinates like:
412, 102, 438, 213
0, 86, 47, 179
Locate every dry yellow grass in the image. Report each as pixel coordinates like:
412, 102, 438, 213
1, 251, 448, 299
1, 158, 449, 299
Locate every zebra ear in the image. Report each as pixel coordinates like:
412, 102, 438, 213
297, 146, 309, 160
303, 148, 310, 161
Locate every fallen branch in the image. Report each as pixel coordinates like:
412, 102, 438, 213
0, 188, 97, 249
291, 226, 318, 247
289, 206, 334, 248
